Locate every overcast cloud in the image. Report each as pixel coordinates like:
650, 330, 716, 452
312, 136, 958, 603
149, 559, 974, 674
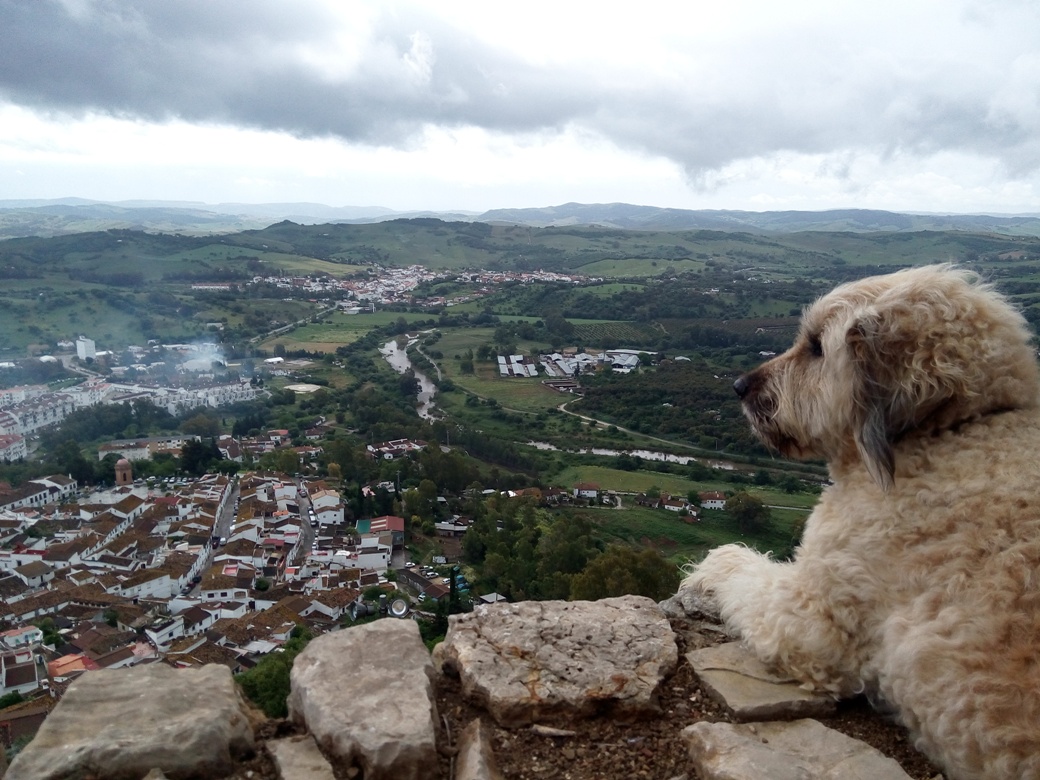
1, 0, 1039, 213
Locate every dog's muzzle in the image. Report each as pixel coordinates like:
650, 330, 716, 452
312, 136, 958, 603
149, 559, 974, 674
734, 375, 750, 399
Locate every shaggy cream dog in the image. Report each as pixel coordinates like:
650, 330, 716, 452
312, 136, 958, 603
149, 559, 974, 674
683, 265, 1040, 780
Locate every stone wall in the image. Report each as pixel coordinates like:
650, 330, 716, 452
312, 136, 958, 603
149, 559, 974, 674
5, 595, 925, 780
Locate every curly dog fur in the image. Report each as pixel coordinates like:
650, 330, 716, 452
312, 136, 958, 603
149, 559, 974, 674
683, 265, 1040, 779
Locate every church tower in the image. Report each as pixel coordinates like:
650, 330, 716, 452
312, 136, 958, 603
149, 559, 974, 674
115, 458, 133, 487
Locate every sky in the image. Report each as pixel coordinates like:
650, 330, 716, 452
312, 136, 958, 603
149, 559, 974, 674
2, 0, 1040, 215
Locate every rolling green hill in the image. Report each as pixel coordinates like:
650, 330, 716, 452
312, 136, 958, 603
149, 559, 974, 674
1, 216, 1038, 357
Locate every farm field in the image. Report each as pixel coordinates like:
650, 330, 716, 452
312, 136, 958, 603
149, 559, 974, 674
551, 462, 820, 509
577, 282, 648, 296
448, 373, 562, 414
433, 328, 498, 357
576, 257, 706, 277
258, 310, 430, 353
587, 503, 805, 564
553, 464, 701, 496
571, 321, 662, 347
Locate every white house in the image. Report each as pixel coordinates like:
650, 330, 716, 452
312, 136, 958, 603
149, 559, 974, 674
144, 616, 185, 652
1, 649, 44, 696
699, 491, 727, 510
572, 483, 600, 500
0, 625, 44, 651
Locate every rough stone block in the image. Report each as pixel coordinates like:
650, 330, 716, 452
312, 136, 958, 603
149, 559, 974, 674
288, 619, 437, 780
433, 595, 678, 726
6, 664, 254, 780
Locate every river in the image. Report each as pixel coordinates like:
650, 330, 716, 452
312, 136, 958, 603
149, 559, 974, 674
380, 339, 439, 420
525, 441, 734, 470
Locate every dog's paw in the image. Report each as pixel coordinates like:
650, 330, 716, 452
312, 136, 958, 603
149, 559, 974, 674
682, 544, 763, 597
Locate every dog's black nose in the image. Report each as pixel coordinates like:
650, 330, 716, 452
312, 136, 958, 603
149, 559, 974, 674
734, 376, 750, 398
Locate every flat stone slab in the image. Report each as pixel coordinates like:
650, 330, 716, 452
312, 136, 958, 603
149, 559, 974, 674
687, 642, 836, 721
683, 718, 912, 780
455, 719, 505, 780
288, 619, 438, 780
269, 735, 336, 780
434, 595, 678, 726
6, 664, 254, 780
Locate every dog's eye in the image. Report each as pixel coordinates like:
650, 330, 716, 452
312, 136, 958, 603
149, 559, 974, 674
808, 335, 823, 358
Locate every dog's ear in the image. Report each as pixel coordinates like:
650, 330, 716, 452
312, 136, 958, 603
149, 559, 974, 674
846, 314, 895, 491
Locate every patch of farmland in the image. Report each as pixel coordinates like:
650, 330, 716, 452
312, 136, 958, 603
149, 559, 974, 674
658, 316, 800, 337
571, 321, 663, 346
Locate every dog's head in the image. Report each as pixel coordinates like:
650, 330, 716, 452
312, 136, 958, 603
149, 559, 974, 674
734, 265, 1040, 490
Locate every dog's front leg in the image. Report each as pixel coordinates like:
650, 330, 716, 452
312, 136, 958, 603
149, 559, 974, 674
683, 544, 862, 695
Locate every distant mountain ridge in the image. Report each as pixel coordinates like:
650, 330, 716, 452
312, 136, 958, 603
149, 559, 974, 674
478, 202, 1040, 235
1, 198, 1039, 239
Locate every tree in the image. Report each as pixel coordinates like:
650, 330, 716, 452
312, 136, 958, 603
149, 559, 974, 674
0, 689, 25, 709
49, 439, 94, 484
259, 448, 300, 476
182, 412, 220, 438
33, 617, 61, 646
569, 545, 679, 601
544, 310, 575, 340
236, 626, 311, 717
725, 491, 772, 534
94, 453, 122, 485
534, 515, 600, 599
181, 438, 223, 476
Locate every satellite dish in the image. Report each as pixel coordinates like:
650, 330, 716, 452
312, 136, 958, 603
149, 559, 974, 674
389, 598, 410, 618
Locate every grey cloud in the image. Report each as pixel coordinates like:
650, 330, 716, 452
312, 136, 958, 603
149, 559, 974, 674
0, 0, 558, 141
1, 0, 1038, 178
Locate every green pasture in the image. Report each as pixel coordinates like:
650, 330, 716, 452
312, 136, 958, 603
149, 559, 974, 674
578, 282, 647, 297
449, 374, 562, 413
434, 328, 497, 357
590, 503, 805, 565
284, 362, 357, 390
258, 310, 428, 353
551, 462, 819, 509
576, 257, 705, 277
553, 464, 698, 496
256, 252, 368, 276
0, 285, 238, 353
